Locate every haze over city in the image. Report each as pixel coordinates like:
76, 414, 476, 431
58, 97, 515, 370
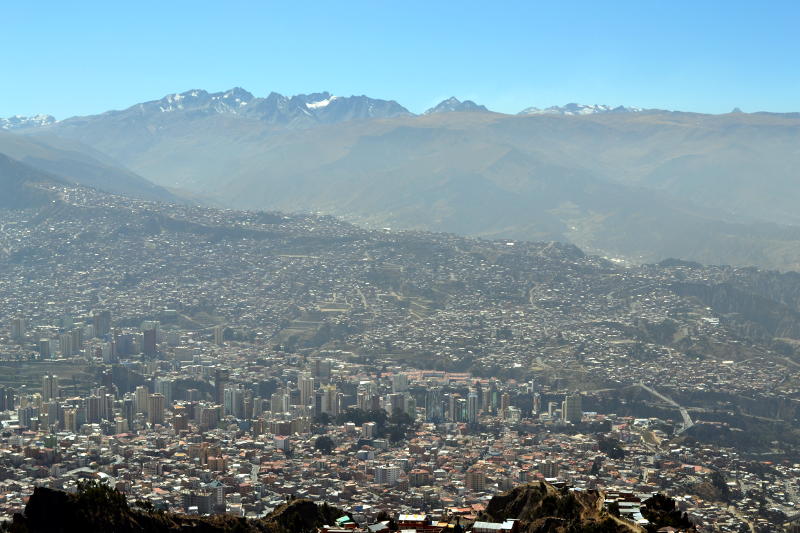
1, 2, 800, 533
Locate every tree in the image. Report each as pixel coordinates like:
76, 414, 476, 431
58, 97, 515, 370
387, 411, 413, 443
314, 412, 332, 426
315, 435, 335, 455
597, 436, 626, 460
710, 470, 731, 502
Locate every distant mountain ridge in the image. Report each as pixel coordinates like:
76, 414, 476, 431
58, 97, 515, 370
37, 88, 412, 129
518, 103, 645, 115
424, 97, 489, 114
4, 88, 656, 127
1, 114, 56, 130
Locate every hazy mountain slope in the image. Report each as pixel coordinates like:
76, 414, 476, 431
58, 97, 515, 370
23, 96, 800, 269
207, 113, 800, 269
0, 131, 176, 201
38, 107, 800, 226
0, 153, 62, 208
487, 112, 800, 225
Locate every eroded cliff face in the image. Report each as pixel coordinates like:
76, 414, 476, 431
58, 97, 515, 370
479, 482, 639, 533
670, 281, 800, 340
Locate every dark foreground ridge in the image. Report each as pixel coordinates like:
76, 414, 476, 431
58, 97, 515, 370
2, 481, 694, 533
3, 481, 344, 533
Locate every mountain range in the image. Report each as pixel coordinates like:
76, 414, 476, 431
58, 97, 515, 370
518, 103, 644, 115
3, 88, 800, 270
1, 90, 647, 130
0, 114, 56, 130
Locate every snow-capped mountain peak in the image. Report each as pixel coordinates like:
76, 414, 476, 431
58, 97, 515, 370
0, 114, 57, 130
518, 103, 643, 116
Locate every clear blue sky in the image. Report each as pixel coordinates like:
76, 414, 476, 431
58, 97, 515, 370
2, 0, 799, 118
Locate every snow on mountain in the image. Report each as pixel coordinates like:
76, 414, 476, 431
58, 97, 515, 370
1, 93, 651, 134
305, 95, 339, 109
77, 88, 411, 126
149, 88, 255, 114
518, 103, 643, 116
0, 114, 57, 130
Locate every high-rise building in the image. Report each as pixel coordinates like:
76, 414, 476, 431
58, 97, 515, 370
481, 387, 491, 412
425, 387, 443, 422
135, 385, 150, 415
214, 369, 228, 405
64, 408, 78, 433
374, 465, 402, 485
269, 390, 289, 414
467, 390, 479, 424
155, 377, 173, 407
213, 325, 225, 346
0, 386, 10, 411
386, 393, 405, 416
392, 373, 409, 393
38, 339, 51, 358
298, 372, 315, 407
562, 393, 583, 424
500, 392, 511, 415
85, 395, 102, 424
405, 395, 416, 420
17, 405, 37, 428
122, 396, 135, 425
362, 422, 376, 439
42, 401, 60, 430
181, 490, 214, 515
311, 358, 331, 380
356, 381, 381, 413
42, 375, 59, 402
142, 329, 157, 356
321, 384, 339, 417
11, 318, 26, 342
93, 310, 112, 338
101, 393, 114, 421
224, 386, 246, 417
59, 333, 73, 356
446, 393, 458, 422
115, 417, 129, 434
489, 380, 499, 413
148, 393, 165, 426
532, 392, 541, 415
539, 459, 559, 478
465, 468, 486, 491
71, 328, 84, 352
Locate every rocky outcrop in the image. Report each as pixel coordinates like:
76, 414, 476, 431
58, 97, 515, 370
4, 483, 344, 533
478, 482, 638, 533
